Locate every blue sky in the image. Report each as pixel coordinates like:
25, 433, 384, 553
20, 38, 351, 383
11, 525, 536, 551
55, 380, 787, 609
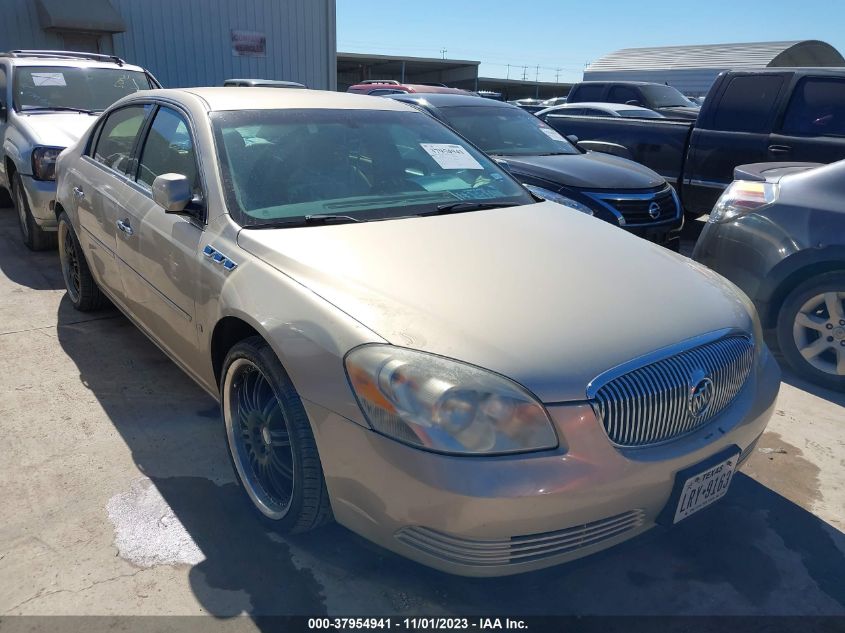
337, 0, 845, 83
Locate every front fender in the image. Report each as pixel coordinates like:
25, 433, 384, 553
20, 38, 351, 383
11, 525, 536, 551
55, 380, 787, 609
758, 246, 845, 327
209, 250, 386, 427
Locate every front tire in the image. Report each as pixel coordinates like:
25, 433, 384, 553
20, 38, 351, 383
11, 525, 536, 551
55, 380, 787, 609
13, 173, 57, 251
776, 272, 845, 392
58, 212, 105, 311
221, 336, 332, 533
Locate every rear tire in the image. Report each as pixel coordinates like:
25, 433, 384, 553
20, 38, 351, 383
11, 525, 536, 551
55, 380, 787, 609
776, 272, 845, 392
58, 212, 105, 311
221, 336, 333, 533
13, 173, 57, 251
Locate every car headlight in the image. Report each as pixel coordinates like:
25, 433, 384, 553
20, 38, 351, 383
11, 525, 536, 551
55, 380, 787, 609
524, 184, 594, 215
345, 345, 558, 455
31, 146, 65, 181
709, 180, 778, 224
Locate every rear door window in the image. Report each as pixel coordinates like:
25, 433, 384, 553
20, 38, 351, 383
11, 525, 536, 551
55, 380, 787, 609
780, 77, 845, 137
92, 104, 152, 174
607, 85, 641, 105
570, 84, 605, 102
711, 75, 785, 133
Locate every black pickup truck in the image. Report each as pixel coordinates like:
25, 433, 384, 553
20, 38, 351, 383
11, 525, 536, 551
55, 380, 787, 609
539, 68, 845, 218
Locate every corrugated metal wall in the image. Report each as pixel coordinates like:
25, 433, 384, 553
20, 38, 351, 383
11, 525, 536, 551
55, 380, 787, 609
0, 0, 65, 50
0, 0, 336, 90
111, 0, 335, 89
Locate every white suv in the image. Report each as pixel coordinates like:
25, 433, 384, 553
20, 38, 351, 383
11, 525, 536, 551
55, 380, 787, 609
0, 50, 159, 250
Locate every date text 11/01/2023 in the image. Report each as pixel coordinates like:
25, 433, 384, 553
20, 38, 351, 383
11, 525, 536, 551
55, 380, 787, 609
307, 618, 529, 630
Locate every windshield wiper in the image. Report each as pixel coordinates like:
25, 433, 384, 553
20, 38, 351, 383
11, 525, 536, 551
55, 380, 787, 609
243, 214, 362, 229
435, 201, 521, 215
21, 106, 99, 115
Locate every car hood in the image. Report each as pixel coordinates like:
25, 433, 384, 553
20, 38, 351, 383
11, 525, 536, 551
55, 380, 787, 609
13, 112, 98, 148
503, 151, 665, 190
238, 202, 753, 403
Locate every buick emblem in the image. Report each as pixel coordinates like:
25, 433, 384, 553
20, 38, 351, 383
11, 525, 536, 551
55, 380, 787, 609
648, 202, 661, 219
688, 376, 714, 418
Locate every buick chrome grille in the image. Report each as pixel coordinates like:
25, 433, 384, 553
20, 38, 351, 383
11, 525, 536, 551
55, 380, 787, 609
590, 334, 754, 447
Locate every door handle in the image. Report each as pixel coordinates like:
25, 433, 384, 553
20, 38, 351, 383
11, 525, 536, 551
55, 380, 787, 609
768, 144, 791, 155
73, 186, 85, 199
116, 218, 133, 236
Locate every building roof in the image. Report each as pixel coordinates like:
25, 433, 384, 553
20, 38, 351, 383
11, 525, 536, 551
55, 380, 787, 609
337, 52, 479, 76
586, 40, 845, 72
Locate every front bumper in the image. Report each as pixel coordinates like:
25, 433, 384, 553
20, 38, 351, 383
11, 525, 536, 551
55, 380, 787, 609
19, 175, 58, 229
625, 220, 683, 251
305, 346, 780, 576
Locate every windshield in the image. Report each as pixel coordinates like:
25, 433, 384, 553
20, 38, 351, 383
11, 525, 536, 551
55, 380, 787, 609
618, 109, 664, 118
211, 108, 533, 226
640, 85, 698, 109
438, 105, 578, 157
13, 66, 153, 113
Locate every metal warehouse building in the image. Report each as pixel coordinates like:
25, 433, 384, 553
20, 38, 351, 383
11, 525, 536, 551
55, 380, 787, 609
0, 0, 337, 89
584, 40, 845, 97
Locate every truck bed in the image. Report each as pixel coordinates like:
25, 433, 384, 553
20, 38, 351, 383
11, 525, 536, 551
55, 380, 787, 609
541, 114, 695, 190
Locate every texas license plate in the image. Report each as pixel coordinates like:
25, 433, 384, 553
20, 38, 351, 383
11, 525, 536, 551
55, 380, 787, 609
673, 454, 737, 524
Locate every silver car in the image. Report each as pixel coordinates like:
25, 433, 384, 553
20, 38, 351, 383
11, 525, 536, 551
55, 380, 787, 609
53, 88, 780, 576
0, 50, 158, 250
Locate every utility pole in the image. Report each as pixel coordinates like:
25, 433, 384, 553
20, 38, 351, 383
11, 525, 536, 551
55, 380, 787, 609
440, 48, 447, 59
522, 66, 527, 81
555, 67, 562, 83
506, 64, 510, 80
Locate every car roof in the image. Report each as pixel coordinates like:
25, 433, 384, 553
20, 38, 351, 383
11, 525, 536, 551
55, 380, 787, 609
224, 78, 306, 88
140, 87, 418, 112
554, 102, 653, 112
388, 93, 510, 109
575, 81, 655, 87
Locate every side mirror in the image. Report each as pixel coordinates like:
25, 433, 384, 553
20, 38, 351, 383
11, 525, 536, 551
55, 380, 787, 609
152, 173, 191, 213
566, 134, 579, 145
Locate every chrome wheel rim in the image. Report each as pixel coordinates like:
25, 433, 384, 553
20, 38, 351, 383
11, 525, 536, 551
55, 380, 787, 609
59, 224, 81, 303
792, 291, 845, 376
223, 359, 295, 519
14, 185, 30, 241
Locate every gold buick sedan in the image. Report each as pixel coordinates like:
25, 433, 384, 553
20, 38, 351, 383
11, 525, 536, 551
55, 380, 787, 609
53, 88, 780, 576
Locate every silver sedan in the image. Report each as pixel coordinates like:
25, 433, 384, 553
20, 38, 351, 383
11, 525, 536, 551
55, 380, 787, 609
53, 88, 780, 576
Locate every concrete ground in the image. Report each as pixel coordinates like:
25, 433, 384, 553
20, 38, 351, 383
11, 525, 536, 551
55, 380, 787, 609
1, 209, 844, 619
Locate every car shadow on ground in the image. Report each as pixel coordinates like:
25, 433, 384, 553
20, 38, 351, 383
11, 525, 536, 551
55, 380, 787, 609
779, 366, 845, 408
54, 298, 845, 623
0, 208, 65, 291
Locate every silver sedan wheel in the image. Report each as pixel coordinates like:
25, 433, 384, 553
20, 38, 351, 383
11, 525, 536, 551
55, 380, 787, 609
792, 291, 845, 376
222, 358, 296, 519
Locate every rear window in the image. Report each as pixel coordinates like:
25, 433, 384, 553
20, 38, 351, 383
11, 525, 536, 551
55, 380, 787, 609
569, 84, 604, 102
711, 75, 785, 133
781, 77, 845, 137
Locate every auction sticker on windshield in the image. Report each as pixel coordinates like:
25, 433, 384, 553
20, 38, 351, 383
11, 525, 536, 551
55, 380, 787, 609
673, 453, 737, 523
31, 72, 67, 87
420, 143, 483, 170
